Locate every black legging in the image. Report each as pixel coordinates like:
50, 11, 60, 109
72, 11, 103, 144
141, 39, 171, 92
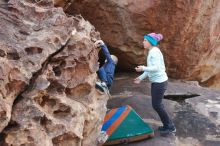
151, 81, 174, 128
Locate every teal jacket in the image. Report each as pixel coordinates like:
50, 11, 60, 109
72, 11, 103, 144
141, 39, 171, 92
138, 47, 168, 83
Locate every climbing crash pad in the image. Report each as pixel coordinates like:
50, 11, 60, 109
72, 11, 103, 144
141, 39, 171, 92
101, 105, 154, 145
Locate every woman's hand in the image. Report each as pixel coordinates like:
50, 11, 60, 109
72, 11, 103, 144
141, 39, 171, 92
134, 78, 141, 84
135, 66, 145, 72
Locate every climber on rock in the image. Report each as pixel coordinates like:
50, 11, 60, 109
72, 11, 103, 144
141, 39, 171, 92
94, 40, 118, 94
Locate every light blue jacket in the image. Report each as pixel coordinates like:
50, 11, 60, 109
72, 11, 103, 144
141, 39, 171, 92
138, 47, 168, 83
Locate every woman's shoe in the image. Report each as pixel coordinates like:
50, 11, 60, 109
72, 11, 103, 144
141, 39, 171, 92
159, 126, 176, 136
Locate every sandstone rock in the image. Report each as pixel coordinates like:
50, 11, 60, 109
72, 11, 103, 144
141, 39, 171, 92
66, 0, 220, 88
0, 0, 107, 145
0, 0, 72, 133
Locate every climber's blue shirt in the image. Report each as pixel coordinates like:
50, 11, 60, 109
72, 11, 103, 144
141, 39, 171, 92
101, 45, 116, 86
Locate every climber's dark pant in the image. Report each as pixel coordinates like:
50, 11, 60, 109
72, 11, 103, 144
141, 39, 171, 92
97, 67, 113, 88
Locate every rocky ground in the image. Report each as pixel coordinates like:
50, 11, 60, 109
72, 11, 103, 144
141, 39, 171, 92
106, 73, 220, 146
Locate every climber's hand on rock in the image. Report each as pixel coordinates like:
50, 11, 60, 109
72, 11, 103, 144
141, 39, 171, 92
94, 40, 104, 48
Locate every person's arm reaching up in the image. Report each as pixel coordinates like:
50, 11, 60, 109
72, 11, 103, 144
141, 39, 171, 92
94, 40, 113, 63
100, 44, 113, 63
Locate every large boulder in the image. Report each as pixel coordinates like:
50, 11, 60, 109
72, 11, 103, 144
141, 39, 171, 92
66, 0, 220, 88
0, 0, 107, 145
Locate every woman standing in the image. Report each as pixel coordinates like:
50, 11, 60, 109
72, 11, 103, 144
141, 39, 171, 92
134, 33, 176, 135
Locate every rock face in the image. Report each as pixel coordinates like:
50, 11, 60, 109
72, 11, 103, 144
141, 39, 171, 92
0, 0, 107, 145
66, 0, 220, 88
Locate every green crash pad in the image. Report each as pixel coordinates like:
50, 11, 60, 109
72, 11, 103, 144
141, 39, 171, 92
101, 105, 154, 145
